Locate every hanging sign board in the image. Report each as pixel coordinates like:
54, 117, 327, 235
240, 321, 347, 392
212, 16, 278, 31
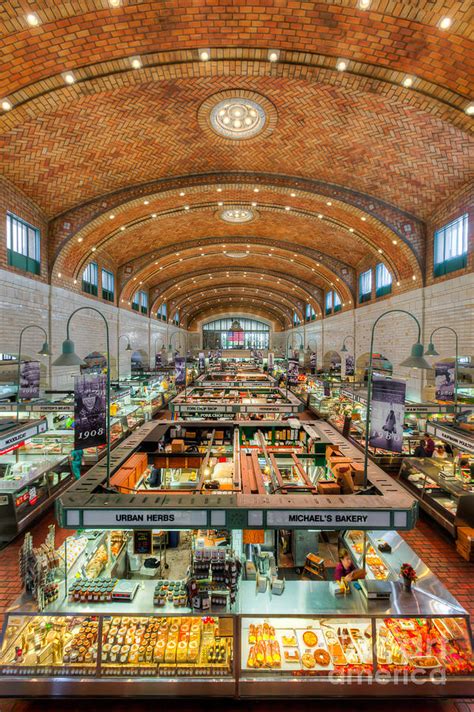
74, 374, 107, 450
266, 510, 391, 528
344, 354, 355, 377
369, 376, 406, 453
199, 352, 205, 371
82, 509, 208, 527
435, 362, 455, 402
287, 359, 299, 385
267, 352, 274, 372
155, 353, 162, 369
19, 361, 40, 400
310, 353, 317, 375
175, 356, 186, 385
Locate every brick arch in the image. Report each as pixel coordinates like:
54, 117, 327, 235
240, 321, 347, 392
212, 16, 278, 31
188, 306, 286, 332
184, 298, 292, 330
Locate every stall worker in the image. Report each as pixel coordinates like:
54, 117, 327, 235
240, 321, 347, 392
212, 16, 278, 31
424, 433, 435, 457
433, 444, 449, 460
70, 448, 83, 480
413, 439, 427, 457
334, 548, 356, 582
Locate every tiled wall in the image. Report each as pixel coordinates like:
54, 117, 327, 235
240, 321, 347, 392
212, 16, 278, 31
0, 268, 187, 390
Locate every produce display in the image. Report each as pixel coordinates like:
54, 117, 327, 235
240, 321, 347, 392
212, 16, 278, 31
0, 615, 99, 676
242, 618, 373, 675
377, 617, 474, 676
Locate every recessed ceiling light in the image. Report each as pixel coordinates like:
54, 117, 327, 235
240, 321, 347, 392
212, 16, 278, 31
130, 56, 142, 70
361, 216, 366, 221
396, 281, 400, 286
251, 202, 257, 207
318, 214, 323, 219
218, 201, 223, 206
120, 226, 125, 231
412, 275, 416, 280
57, 272, 61, 278
74, 279, 77, 285
402, 75, 415, 88
109, 214, 115, 219
326, 201, 332, 206
179, 191, 185, 197
184, 205, 190, 210
285, 206, 291, 211
78, 237, 83, 242
466, 103, 474, 116
378, 249, 383, 254
438, 17, 452, 30
199, 48, 210, 61
392, 239, 397, 245
91, 247, 96, 252
254, 188, 260, 193
268, 49, 280, 62
152, 213, 157, 218
336, 59, 348, 72
349, 228, 354, 233
358, 0, 371, 8
109, 0, 121, 6
1, 99, 12, 111
25, 12, 40, 26
217, 187, 222, 192
63, 72, 76, 85
143, 200, 149, 205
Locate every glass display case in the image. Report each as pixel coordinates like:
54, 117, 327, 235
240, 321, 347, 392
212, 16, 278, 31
398, 458, 474, 535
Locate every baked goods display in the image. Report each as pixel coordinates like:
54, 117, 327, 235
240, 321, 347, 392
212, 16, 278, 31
377, 618, 474, 676
243, 619, 373, 674
0, 615, 99, 676
101, 615, 232, 677
84, 544, 108, 579
346, 532, 389, 580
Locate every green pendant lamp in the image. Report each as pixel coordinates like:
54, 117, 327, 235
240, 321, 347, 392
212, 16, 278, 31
399, 342, 432, 370
52, 339, 86, 366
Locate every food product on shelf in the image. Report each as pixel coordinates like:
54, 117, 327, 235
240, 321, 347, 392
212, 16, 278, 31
68, 578, 117, 602
284, 649, 300, 663
153, 580, 188, 607
301, 651, 316, 669
56, 536, 88, 571
313, 648, 331, 666
84, 545, 108, 579
282, 634, 297, 647
246, 639, 281, 669
302, 630, 318, 647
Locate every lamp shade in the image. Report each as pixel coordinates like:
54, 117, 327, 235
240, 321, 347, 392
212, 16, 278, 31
38, 341, 52, 356
341, 343, 348, 352
125, 343, 132, 351
425, 342, 439, 357
399, 342, 432, 370
52, 339, 86, 367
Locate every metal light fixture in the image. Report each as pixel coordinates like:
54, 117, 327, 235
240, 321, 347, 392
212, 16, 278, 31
16, 324, 52, 420
52, 339, 86, 367
341, 343, 348, 352
425, 342, 439, 357
38, 341, 52, 356
398, 342, 432, 371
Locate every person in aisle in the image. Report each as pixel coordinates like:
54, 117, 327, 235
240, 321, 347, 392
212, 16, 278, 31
413, 439, 427, 458
69, 448, 83, 480
424, 433, 435, 457
334, 548, 356, 582
147, 465, 162, 488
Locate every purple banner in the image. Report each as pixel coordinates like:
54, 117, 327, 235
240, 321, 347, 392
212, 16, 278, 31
198, 352, 205, 371
155, 352, 162, 369
267, 352, 274, 372
74, 374, 107, 450
344, 354, 355, 377
19, 361, 40, 400
323, 380, 331, 397
310, 353, 317, 375
435, 362, 455, 402
175, 356, 186, 385
288, 359, 299, 385
369, 376, 406, 453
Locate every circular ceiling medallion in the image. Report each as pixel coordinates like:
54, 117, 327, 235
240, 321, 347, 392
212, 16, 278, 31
210, 98, 266, 139
220, 207, 255, 223
198, 90, 277, 142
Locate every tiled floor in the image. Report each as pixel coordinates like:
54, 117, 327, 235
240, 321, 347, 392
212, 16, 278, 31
0, 507, 472, 709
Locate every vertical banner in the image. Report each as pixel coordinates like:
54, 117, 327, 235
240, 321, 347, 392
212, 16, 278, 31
345, 354, 355, 377
323, 380, 331, 397
310, 353, 317, 375
74, 374, 107, 449
435, 362, 455, 401
267, 352, 274, 372
155, 352, 162, 370
369, 376, 406, 452
175, 356, 186, 385
198, 352, 205, 371
19, 361, 40, 399
287, 359, 299, 385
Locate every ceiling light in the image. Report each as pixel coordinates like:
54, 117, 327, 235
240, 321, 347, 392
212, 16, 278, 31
318, 214, 323, 219
74, 279, 77, 285
184, 205, 190, 210
1, 99, 12, 111
349, 228, 354, 233
326, 201, 332, 206
361, 216, 366, 221
285, 206, 291, 211
251, 202, 257, 207
218, 201, 223, 206
217, 187, 222, 192
152, 213, 157, 218
179, 191, 185, 196
412, 275, 416, 280
109, 214, 115, 219
336, 59, 348, 72
392, 239, 397, 245
120, 226, 125, 232
57, 272, 61, 278
268, 49, 280, 62
466, 103, 474, 116
358, 0, 371, 8
290, 192, 296, 197
199, 49, 210, 61
63, 72, 76, 85
402, 75, 415, 88
378, 249, 383, 253
396, 281, 400, 286
25, 12, 40, 26
438, 17, 452, 30
91, 247, 96, 252
143, 200, 149, 205
254, 188, 260, 193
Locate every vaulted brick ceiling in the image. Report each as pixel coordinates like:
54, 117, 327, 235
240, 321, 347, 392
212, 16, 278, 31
1, 0, 472, 326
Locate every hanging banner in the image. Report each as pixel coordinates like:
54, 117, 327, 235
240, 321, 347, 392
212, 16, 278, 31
310, 353, 317, 375
155, 352, 162, 369
267, 352, 274, 372
287, 359, 299, 385
19, 361, 40, 400
369, 376, 406, 453
175, 356, 186, 385
198, 352, 205, 371
344, 354, 355, 377
435, 361, 455, 402
323, 380, 331, 397
74, 374, 107, 450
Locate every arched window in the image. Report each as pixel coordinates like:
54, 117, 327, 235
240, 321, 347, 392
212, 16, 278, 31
203, 318, 270, 350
